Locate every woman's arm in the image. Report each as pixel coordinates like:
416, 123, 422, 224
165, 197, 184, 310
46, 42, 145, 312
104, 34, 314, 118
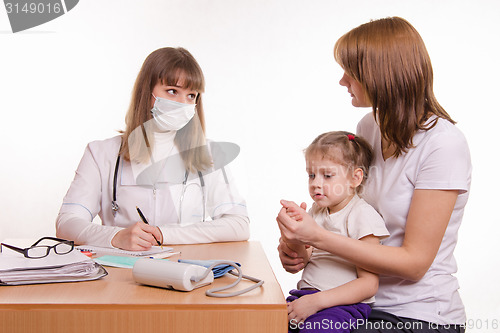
284, 240, 312, 272
287, 235, 380, 323
277, 189, 458, 281
278, 239, 308, 273
281, 201, 312, 271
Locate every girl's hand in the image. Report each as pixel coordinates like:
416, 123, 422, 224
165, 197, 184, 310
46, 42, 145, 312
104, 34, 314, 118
288, 294, 321, 324
285, 202, 307, 221
277, 200, 321, 245
111, 221, 163, 251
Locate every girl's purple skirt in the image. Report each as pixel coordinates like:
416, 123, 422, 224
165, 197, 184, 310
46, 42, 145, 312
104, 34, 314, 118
287, 289, 372, 333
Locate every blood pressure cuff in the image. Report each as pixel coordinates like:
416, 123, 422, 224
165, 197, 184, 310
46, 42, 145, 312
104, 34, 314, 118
177, 259, 241, 278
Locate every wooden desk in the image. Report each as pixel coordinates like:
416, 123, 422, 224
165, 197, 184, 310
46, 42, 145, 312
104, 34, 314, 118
0, 241, 287, 333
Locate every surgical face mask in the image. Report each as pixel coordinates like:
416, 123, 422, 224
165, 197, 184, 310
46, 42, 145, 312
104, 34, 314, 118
150, 94, 196, 132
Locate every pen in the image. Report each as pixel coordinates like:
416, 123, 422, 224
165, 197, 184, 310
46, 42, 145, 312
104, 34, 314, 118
80, 250, 94, 258
148, 251, 180, 259
136, 206, 163, 249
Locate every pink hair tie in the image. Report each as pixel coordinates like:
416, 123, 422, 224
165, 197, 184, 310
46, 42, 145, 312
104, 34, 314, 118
347, 134, 356, 141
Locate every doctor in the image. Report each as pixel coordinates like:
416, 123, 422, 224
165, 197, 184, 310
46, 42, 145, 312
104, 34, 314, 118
56, 47, 249, 251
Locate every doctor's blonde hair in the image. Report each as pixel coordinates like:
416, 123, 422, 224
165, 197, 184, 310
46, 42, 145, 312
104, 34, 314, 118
120, 47, 212, 172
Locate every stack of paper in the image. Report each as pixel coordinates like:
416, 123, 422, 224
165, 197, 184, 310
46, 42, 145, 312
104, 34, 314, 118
0, 250, 107, 286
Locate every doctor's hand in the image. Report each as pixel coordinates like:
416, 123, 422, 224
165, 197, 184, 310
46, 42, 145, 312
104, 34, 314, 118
111, 222, 163, 251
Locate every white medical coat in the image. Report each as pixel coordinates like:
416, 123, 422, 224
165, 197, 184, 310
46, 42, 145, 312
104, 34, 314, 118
56, 135, 249, 247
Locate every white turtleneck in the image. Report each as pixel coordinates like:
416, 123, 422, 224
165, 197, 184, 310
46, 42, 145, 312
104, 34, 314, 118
151, 130, 176, 162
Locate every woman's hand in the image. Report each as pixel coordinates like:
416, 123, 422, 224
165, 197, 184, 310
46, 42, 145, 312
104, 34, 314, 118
276, 200, 318, 273
277, 239, 307, 273
111, 222, 163, 251
276, 200, 322, 245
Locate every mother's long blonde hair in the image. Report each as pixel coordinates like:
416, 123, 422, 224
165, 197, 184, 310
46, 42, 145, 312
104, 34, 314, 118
334, 17, 455, 157
120, 47, 211, 172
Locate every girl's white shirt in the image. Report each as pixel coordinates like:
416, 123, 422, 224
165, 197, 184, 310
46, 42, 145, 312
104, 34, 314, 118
298, 194, 389, 303
56, 132, 249, 248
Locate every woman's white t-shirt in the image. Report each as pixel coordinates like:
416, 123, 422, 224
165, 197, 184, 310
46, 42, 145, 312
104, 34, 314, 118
357, 112, 471, 325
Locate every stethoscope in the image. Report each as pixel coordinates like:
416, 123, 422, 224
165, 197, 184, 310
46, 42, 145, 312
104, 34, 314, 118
180, 170, 206, 223
111, 152, 207, 223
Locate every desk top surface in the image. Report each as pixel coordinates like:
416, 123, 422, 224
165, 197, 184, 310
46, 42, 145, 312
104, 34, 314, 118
0, 241, 286, 308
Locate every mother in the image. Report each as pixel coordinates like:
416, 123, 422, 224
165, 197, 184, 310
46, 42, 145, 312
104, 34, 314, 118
277, 17, 470, 332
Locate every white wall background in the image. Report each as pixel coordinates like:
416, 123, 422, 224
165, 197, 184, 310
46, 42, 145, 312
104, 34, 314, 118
1, 0, 499, 330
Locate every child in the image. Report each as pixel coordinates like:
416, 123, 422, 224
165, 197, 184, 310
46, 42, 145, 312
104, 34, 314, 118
281, 131, 389, 332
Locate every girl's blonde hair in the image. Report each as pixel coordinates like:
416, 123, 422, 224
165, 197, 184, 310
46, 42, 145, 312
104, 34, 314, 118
305, 131, 373, 186
120, 47, 211, 172
334, 17, 455, 158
